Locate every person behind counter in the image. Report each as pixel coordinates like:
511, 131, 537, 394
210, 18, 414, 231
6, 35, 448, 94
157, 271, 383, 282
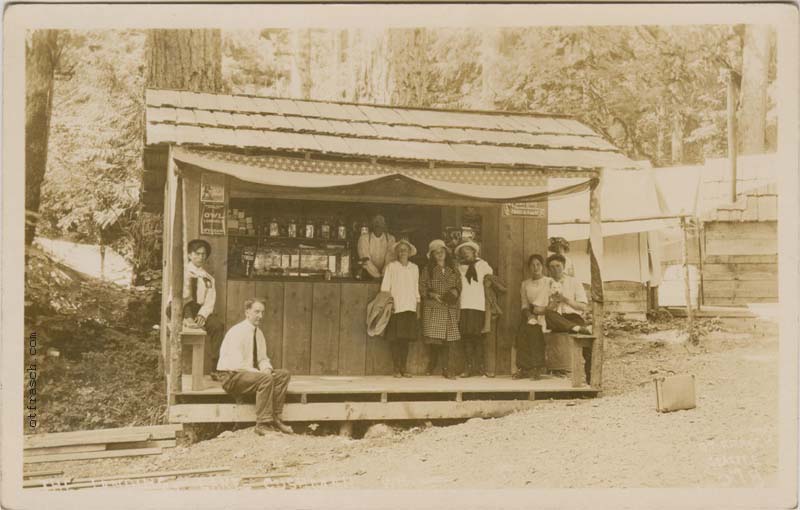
420, 239, 461, 379
513, 254, 552, 380
381, 240, 420, 378
357, 215, 396, 279
456, 240, 493, 378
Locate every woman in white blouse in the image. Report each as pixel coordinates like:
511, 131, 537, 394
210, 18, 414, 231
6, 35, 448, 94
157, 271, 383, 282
381, 239, 421, 378
513, 254, 553, 380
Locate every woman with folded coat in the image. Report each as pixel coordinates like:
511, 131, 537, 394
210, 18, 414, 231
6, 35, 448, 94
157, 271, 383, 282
420, 239, 461, 379
381, 239, 421, 378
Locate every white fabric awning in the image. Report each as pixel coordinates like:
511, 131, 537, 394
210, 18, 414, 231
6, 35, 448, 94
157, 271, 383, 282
172, 146, 595, 203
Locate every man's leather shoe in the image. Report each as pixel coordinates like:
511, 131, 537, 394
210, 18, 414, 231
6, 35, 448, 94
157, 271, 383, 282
274, 420, 294, 434
254, 423, 275, 436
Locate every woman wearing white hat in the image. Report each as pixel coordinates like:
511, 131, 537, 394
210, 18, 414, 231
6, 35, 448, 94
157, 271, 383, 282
419, 239, 461, 379
455, 240, 493, 377
380, 239, 420, 378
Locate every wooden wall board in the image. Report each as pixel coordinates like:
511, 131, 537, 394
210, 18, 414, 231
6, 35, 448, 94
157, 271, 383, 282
257, 281, 284, 369
497, 215, 524, 375
282, 282, 314, 374
338, 284, 370, 375
310, 283, 342, 375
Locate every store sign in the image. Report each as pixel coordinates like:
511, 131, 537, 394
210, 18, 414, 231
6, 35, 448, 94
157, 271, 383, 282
201, 203, 226, 236
200, 172, 225, 203
502, 203, 546, 217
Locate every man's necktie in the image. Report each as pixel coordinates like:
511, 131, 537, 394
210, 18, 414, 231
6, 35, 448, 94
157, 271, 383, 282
252, 327, 258, 369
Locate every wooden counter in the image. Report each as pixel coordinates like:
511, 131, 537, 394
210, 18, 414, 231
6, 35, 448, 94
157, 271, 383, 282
226, 279, 392, 376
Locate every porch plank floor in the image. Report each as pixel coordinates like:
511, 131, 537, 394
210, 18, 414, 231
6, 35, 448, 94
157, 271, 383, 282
179, 374, 596, 395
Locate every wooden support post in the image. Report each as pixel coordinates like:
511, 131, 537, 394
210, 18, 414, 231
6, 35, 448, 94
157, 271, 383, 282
168, 173, 184, 405
680, 217, 695, 341
338, 421, 353, 438
727, 70, 738, 203
588, 172, 604, 389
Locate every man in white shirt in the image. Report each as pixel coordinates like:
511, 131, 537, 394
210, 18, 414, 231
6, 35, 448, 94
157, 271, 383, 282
546, 253, 593, 383
217, 299, 293, 435
357, 215, 396, 279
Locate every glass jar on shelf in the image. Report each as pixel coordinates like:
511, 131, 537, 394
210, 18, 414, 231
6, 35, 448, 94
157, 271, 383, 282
268, 217, 280, 237
320, 219, 331, 240
337, 219, 347, 240
287, 218, 297, 238
304, 218, 315, 239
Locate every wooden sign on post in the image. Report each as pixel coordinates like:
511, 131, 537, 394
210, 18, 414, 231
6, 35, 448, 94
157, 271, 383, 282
502, 203, 545, 217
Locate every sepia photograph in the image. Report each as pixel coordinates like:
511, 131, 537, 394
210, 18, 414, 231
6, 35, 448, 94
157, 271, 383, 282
2, 3, 798, 509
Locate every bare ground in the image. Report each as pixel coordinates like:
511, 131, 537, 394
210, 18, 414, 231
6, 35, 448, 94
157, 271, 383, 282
27, 320, 779, 489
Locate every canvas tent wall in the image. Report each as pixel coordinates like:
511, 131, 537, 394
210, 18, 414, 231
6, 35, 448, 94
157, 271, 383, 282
548, 168, 676, 318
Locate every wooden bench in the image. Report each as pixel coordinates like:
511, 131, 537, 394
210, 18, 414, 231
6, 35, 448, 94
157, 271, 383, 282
544, 332, 595, 388
168, 325, 207, 391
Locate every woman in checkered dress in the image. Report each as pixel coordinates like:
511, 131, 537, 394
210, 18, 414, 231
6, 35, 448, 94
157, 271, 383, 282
420, 240, 462, 379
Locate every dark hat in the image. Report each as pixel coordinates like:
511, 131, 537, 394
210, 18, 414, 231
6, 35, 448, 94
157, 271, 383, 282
187, 239, 212, 257
548, 237, 569, 253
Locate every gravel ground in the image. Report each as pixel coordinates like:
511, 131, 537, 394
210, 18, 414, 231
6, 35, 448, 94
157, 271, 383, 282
28, 320, 779, 489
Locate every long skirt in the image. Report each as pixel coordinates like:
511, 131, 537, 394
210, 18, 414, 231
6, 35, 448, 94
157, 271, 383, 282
515, 322, 545, 371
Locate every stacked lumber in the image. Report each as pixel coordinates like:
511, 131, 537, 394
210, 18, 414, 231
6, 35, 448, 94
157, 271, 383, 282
23, 424, 183, 464
23, 467, 231, 490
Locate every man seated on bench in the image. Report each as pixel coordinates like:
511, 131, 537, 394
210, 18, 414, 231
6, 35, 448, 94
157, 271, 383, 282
216, 299, 293, 435
545, 254, 593, 381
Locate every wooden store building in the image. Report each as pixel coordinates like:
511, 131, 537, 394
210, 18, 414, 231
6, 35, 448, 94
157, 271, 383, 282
142, 89, 639, 427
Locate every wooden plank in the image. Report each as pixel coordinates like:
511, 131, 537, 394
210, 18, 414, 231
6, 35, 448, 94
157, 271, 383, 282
23, 467, 230, 489
482, 206, 501, 375
23, 469, 64, 478
705, 221, 777, 240
25, 444, 106, 457
282, 282, 313, 374
23, 425, 182, 449
705, 238, 777, 257
604, 301, 647, 313
704, 254, 777, 264
169, 400, 557, 423
365, 284, 393, 375
603, 289, 647, 302
310, 283, 341, 375
704, 296, 776, 306
24, 432, 151, 450
23, 447, 162, 464
225, 280, 255, 331
702, 263, 777, 281
497, 215, 524, 375
106, 439, 177, 450
257, 281, 284, 369
338, 283, 369, 375
703, 280, 778, 298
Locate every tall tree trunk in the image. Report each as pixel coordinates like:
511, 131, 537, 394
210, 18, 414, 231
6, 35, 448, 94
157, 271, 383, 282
25, 30, 61, 247
145, 30, 222, 92
739, 25, 771, 155
671, 113, 684, 164
289, 29, 312, 99
477, 28, 503, 110
655, 104, 666, 166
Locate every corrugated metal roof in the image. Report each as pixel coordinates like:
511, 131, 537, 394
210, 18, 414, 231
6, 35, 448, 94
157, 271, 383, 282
145, 89, 640, 170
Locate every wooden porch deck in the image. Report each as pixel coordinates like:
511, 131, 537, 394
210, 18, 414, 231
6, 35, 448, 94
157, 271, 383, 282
170, 374, 599, 423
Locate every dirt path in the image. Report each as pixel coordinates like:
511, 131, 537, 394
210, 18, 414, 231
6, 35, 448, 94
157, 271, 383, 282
29, 324, 779, 489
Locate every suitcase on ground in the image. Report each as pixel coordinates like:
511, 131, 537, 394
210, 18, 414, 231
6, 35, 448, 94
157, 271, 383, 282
654, 374, 696, 412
